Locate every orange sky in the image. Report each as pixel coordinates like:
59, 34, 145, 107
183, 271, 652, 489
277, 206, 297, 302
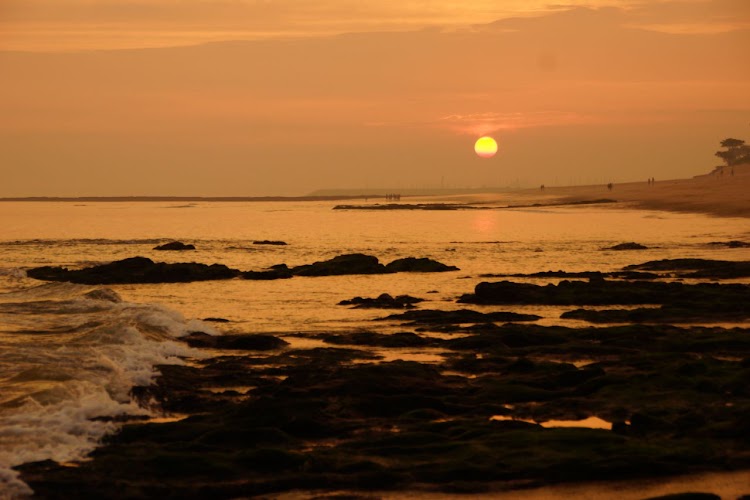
0, 0, 748, 196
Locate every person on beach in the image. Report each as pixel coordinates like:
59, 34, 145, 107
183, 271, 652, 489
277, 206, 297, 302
607, 182, 613, 191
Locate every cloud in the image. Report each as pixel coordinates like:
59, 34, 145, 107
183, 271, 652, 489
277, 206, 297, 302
437, 112, 596, 135
6, 0, 746, 51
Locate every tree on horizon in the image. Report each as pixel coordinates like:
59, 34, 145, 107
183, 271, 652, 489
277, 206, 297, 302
716, 137, 750, 166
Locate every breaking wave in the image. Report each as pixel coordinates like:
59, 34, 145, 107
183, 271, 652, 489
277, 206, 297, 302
0, 282, 216, 497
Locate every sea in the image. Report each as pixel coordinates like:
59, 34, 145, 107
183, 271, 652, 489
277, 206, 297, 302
1, 200, 749, 497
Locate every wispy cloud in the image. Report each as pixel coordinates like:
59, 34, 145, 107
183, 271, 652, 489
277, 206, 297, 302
6, 0, 744, 51
437, 111, 595, 135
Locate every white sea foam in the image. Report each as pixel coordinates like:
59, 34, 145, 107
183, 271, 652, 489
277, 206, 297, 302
0, 283, 214, 497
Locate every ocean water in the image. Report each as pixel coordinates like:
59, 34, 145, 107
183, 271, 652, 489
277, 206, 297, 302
1, 200, 749, 496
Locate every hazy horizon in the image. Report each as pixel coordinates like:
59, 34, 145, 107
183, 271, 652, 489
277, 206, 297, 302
1, 0, 748, 197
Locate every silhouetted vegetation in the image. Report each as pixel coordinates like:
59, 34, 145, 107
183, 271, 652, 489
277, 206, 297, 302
715, 137, 750, 166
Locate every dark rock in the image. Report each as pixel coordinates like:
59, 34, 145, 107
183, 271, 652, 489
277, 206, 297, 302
319, 331, 431, 348
253, 240, 288, 245
240, 255, 457, 280
181, 332, 223, 348
611, 271, 659, 280
384, 257, 459, 273
339, 293, 424, 309
202, 317, 230, 323
83, 288, 122, 302
708, 240, 750, 248
642, 494, 721, 500
27, 257, 240, 284
20, 316, 750, 498
241, 269, 294, 280
183, 332, 289, 350
288, 254, 458, 277
625, 258, 750, 279
154, 241, 196, 251
333, 203, 481, 211
625, 258, 731, 271
603, 242, 648, 250
381, 309, 541, 325
481, 270, 659, 280
291, 254, 387, 276
561, 305, 750, 323
241, 263, 295, 280
629, 412, 669, 434
459, 279, 750, 308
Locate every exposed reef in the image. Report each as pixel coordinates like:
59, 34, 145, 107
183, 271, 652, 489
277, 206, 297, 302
380, 308, 541, 325
253, 240, 288, 245
480, 270, 659, 280
333, 199, 617, 211
27, 254, 459, 284
562, 306, 750, 324
459, 279, 750, 308
286, 254, 458, 277
625, 259, 750, 279
339, 293, 424, 309
153, 241, 196, 251
333, 203, 483, 210
708, 241, 750, 248
602, 242, 649, 251
20, 322, 750, 498
26, 256, 239, 284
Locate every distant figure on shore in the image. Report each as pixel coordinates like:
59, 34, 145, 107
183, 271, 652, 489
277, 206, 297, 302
540, 184, 545, 191
607, 183, 613, 191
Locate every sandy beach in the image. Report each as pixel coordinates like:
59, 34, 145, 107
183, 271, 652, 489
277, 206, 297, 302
507, 163, 750, 218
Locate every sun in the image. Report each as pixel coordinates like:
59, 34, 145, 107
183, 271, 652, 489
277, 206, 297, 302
474, 136, 498, 158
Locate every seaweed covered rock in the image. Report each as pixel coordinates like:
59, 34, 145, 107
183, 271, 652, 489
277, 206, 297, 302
27, 257, 239, 284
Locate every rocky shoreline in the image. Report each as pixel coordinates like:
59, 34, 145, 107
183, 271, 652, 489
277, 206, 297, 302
26, 253, 459, 284
15, 257, 750, 498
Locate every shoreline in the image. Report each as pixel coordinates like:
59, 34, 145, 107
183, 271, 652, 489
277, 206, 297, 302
410, 163, 750, 219
2, 163, 748, 219
15, 257, 750, 498
503, 163, 750, 219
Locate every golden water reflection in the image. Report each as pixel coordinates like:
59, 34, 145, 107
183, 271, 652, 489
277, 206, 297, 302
490, 415, 613, 430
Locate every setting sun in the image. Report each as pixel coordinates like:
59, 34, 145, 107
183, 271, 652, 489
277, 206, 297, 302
474, 136, 498, 158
